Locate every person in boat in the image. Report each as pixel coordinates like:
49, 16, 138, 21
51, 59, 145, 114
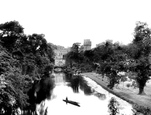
63, 97, 80, 107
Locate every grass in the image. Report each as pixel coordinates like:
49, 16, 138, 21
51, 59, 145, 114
81, 72, 151, 112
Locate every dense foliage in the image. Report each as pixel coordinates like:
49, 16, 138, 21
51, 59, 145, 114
125, 22, 151, 94
108, 97, 119, 115
65, 21, 151, 94
65, 43, 95, 72
93, 41, 127, 89
0, 21, 55, 114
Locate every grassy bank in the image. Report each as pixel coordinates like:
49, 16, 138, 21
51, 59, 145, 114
82, 72, 151, 114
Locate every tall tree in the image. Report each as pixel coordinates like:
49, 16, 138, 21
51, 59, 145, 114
0, 47, 32, 114
126, 21, 151, 95
65, 43, 84, 68
0, 21, 24, 52
0, 20, 55, 114
94, 40, 127, 89
71, 42, 81, 53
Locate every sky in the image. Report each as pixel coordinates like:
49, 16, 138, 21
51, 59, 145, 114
0, 0, 151, 48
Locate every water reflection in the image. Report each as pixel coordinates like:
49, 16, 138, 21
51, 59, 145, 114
64, 72, 106, 100
36, 72, 134, 115
93, 92, 106, 100
64, 73, 94, 95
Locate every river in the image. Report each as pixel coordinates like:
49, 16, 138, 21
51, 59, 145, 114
36, 72, 134, 115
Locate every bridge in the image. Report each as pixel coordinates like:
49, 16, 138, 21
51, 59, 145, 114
54, 65, 66, 69
54, 65, 66, 72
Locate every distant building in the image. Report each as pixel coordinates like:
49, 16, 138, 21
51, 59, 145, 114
83, 39, 91, 51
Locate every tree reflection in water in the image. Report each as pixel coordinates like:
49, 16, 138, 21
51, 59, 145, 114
64, 73, 95, 95
35, 72, 134, 115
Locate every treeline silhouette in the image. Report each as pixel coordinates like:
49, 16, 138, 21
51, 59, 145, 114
64, 21, 151, 114
65, 21, 151, 94
0, 21, 55, 115
1, 20, 151, 115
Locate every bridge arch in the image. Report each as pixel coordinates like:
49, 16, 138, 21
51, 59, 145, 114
54, 65, 66, 73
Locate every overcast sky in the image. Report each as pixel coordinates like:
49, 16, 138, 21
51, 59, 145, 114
0, 0, 151, 48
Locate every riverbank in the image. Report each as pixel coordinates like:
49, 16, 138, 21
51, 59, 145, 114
82, 72, 151, 114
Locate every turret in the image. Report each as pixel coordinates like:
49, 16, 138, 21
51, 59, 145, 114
83, 39, 91, 51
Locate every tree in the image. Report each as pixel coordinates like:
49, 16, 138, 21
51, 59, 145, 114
0, 20, 55, 114
13, 33, 55, 76
65, 43, 84, 68
108, 97, 119, 115
0, 21, 24, 52
47, 43, 55, 63
0, 47, 32, 114
83, 50, 94, 62
125, 21, 151, 95
94, 40, 127, 89
71, 42, 81, 53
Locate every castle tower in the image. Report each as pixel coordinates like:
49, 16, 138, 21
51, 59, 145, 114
83, 39, 91, 51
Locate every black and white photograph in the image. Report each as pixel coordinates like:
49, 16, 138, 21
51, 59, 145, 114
0, 0, 151, 115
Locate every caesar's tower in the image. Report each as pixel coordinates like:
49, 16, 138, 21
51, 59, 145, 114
83, 39, 91, 51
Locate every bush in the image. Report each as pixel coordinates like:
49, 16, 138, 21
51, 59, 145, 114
108, 97, 120, 115
132, 104, 151, 115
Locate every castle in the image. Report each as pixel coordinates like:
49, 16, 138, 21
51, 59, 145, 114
83, 39, 92, 51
